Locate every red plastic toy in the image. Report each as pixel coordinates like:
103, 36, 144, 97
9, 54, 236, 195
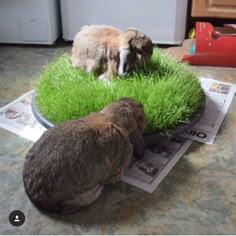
182, 22, 236, 67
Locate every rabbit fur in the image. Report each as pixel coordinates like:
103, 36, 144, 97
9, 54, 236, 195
23, 97, 147, 213
71, 25, 153, 81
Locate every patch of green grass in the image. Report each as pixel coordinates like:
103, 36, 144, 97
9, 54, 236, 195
36, 48, 205, 133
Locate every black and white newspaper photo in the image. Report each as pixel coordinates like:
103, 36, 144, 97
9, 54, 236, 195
0, 90, 46, 142
121, 136, 192, 193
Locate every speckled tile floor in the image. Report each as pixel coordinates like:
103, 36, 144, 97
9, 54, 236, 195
0, 41, 236, 235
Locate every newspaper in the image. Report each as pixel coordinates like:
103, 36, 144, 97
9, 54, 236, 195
181, 77, 236, 144
121, 136, 192, 193
0, 90, 46, 142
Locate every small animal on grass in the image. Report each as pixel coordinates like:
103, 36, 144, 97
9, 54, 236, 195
71, 24, 153, 81
23, 97, 147, 213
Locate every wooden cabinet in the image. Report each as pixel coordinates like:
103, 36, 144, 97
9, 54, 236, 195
192, 0, 236, 19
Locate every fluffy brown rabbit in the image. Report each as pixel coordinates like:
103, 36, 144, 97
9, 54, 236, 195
71, 25, 153, 81
23, 97, 147, 213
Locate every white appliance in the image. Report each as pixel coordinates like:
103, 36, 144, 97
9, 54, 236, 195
60, 0, 188, 45
0, 0, 61, 44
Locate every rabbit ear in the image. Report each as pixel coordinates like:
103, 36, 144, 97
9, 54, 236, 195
129, 129, 145, 159
120, 29, 138, 48
114, 106, 137, 133
101, 102, 138, 133
118, 97, 147, 132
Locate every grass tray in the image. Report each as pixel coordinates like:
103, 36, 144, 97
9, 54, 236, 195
34, 48, 205, 136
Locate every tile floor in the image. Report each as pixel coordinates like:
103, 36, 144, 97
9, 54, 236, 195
0, 41, 236, 234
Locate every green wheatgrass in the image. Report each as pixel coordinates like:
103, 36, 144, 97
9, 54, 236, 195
36, 48, 205, 133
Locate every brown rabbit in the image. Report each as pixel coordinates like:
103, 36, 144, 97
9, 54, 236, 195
23, 97, 147, 213
71, 25, 153, 81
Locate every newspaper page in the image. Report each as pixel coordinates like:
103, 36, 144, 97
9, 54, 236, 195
121, 136, 192, 193
0, 90, 46, 142
181, 77, 236, 144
